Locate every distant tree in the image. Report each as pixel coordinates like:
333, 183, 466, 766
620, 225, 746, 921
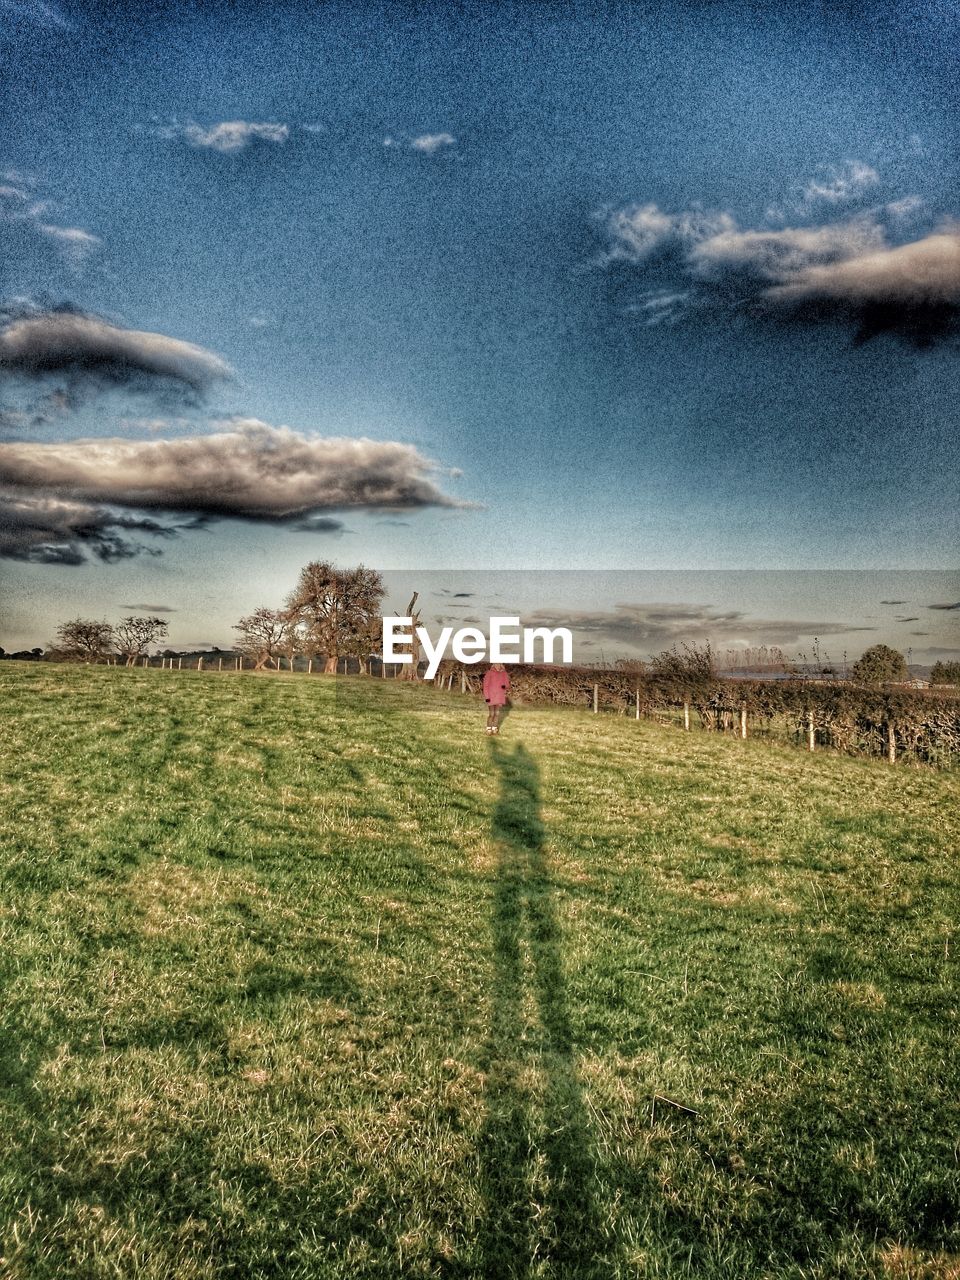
851, 644, 909, 685
286, 562, 384, 674
55, 618, 114, 663
114, 615, 169, 666
930, 660, 960, 687
234, 608, 293, 670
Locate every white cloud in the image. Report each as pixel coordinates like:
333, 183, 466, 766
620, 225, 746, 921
409, 132, 456, 154
765, 228, 960, 307
802, 160, 878, 206
0, 176, 100, 264
182, 121, 290, 152
689, 215, 885, 280
0, 419, 468, 521
601, 203, 736, 263
35, 223, 101, 261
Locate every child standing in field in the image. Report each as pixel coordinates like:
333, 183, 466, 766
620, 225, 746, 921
483, 662, 511, 734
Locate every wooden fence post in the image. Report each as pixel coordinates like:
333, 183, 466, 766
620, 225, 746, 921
218, 658, 223, 672
635, 688, 640, 720
461, 670, 467, 694
237, 656, 242, 672
887, 721, 897, 764
197, 657, 203, 671
740, 705, 748, 739
807, 709, 815, 752
683, 701, 690, 731
593, 683, 598, 714
177, 657, 182, 671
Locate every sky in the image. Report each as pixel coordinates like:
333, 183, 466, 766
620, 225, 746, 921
0, 0, 958, 661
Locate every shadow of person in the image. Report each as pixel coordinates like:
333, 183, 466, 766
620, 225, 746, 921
478, 740, 606, 1278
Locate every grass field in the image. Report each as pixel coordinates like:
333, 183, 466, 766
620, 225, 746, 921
1, 665, 958, 1279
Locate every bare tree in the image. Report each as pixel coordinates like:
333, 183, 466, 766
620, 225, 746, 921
115, 615, 169, 666
400, 591, 423, 680
286, 562, 384, 674
234, 608, 292, 670
55, 618, 115, 663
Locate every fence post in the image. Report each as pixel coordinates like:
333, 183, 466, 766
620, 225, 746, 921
635, 688, 640, 720
887, 721, 897, 764
593, 683, 598, 714
218, 658, 223, 672
177, 657, 182, 670
683, 701, 690, 731
461, 670, 467, 694
740, 705, 748, 739
807, 709, 815, 752
237, 656, 242, 672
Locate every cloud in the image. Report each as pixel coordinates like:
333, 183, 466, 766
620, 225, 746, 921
880, 599, 908, 605
35, 224, 100, 261
689, 216, 885, 282
0, 307, 231, 397
763, 229, 960, 343
0, 419, 467, 523
801, 161, 878, 206
182, 121, 289, 152
1, 178, 100, 265
928, 601, 960, 611
385, 133, 457, 154
599, 184, 960, 345
601, 203, 735, 264
0, 490, 174, 564
409, 132, 456, 154
291, 515, 348, 534
523, 602, 873, 655
121, 603, 176, 613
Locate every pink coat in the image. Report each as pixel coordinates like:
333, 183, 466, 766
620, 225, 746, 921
483, 667, 511, 706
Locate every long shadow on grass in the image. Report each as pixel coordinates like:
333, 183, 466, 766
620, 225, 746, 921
479, 741, 606, 1278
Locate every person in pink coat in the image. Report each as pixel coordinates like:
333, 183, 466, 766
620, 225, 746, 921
482, 663, 511, 734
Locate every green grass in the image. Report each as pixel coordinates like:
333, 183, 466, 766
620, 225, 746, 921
1, 664, 958, 1280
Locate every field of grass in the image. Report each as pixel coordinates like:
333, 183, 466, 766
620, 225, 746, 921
1, 664, 958, 1280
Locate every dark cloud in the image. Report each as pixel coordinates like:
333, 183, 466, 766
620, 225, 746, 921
121, 603, 177, 613
880, 599, 908, 605
896, 617, 920, 622
523, 602, 874, 656
0, 306, 231, 402
0, 491, 174, 565
0, 419, 466, 520
928, 602, 960, 611
291, 515, 348, 534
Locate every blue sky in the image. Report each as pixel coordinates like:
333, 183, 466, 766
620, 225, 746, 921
1, 0, 958, 657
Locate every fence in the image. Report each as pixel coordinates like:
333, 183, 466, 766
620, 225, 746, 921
74, 653, 960, 768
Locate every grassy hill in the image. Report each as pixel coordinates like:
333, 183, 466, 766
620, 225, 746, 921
1, 665, 958, 1279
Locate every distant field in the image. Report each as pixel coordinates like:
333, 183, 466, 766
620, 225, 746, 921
1, 664, 958, 1279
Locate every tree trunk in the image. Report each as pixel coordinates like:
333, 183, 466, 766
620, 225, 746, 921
324, 654, 338, 674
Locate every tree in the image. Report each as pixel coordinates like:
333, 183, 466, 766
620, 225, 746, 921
285, 562, 384, 674
851, 644, 908, 685
55, 618, 114, 663
930, 660, 960, 687
114, 615, 169, 666
234, 608, 293, 670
